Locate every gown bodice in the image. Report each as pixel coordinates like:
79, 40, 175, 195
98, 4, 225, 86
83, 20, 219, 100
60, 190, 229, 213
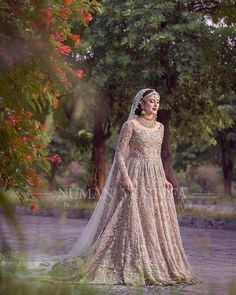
114, 119, 166, 182
128, 121, 163, 160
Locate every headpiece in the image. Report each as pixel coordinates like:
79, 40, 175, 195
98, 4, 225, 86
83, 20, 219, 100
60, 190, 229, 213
128, 88, 160, 120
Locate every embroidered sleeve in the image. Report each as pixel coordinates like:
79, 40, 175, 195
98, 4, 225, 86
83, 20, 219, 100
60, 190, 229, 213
160, 124, 167, 181
114, 120, 133, 181
159, 158, 167, 182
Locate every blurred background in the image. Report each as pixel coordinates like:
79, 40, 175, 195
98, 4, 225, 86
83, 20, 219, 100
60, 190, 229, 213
0, 0, 236, 294
1, 0, 236, 206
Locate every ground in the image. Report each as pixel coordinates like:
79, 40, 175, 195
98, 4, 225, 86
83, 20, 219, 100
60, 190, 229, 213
0, 213, 236, 295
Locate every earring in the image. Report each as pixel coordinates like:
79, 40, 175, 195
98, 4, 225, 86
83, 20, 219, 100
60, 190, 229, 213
141, 109, 146, 115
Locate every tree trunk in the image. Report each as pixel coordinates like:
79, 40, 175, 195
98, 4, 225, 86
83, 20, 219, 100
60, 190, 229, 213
48, 163, 57, 191
89, 105, 112, 200
158, 109, 184, 208
90, 138, 106, 199
219, 132, 235, 196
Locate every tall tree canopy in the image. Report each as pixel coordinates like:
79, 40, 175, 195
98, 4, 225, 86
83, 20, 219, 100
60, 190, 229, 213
76, 0, 235, 201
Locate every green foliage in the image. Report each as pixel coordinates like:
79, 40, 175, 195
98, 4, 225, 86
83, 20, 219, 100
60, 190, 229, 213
0, 0, 100, 200
174, 143, 219, 170
46, 91, 93, 188
0, 251, 105, 295
76, 0, 235, 145
48, 125, 93, 178
209, 0, 236, 25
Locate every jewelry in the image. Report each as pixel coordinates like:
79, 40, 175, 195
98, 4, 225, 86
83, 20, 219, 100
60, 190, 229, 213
142, 90, 160, 101
141, 109, 146, 115
137, 115, 156, 128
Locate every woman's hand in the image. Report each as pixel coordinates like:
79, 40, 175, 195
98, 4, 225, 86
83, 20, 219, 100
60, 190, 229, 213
123, 176, 135, 192
165, 179, 173, 190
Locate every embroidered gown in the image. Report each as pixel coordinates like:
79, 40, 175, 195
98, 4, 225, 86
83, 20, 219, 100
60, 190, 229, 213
49, 119, 202, 286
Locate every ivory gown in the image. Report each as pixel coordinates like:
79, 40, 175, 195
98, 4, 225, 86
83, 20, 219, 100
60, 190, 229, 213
50, 119, 202, 286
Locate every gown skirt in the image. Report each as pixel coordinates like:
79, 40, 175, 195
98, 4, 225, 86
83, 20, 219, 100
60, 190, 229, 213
49, 120, 202, 286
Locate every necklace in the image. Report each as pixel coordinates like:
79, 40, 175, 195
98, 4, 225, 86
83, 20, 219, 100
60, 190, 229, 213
137, 115, 156, 128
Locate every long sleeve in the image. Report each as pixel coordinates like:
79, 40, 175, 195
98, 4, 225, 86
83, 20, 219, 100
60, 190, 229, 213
114, 120, 133, 181
159, 124, 168, 182
159, 158, 167, 182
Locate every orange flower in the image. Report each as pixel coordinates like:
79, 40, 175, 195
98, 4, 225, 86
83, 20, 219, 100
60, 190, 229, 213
26, 170, 41, 187
41, 8, 55, 25
53, 90, 60, 97
52, 31, 66, 42
33, 174, 42, 186
74, 69, 84, 78
59, 8, 71, 20
63, 0, 73, 4
31, 204, 40, 211
49, 154, 62, 164
21, 135, 29, 142
41, 8, 52, 19
26, 169, 35, 177
58, 44, 72, 56
53, 97, 59, 109
70, 34, 81, 44
8, 113, 20, 128
25, 111, 33, 118
32, 193, 41, 200
26, 150, 37, 161
81, 12, 93, 23
38, 123, 48, 131
35, 143, 46, 149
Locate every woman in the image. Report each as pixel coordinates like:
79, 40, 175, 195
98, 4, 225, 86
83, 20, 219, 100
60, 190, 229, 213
46, 88, 202, 286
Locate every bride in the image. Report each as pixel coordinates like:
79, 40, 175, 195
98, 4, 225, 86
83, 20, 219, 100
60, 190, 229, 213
32, 88, 203, 286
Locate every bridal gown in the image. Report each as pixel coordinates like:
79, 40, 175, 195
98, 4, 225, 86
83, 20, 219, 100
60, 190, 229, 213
49, 119, 202, 286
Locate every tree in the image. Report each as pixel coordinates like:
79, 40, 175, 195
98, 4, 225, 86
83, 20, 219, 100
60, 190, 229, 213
0, 0, 100, 202
171, 1, 236, 196
217, 96, 236, 196
76, 0, 233, 205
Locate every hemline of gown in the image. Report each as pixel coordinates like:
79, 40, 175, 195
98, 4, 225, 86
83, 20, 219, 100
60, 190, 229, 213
36, 254, 203, 287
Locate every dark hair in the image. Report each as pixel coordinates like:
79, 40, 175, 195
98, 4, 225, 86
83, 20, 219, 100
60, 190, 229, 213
134, 103, 142, 116
142, 89, 155, 98
134, 89, 156, 116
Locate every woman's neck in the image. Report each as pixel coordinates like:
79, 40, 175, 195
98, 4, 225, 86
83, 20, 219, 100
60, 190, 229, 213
142, 114, 155, 120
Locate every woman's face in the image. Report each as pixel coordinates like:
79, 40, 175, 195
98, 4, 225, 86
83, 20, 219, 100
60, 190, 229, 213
141, 93, 160, 116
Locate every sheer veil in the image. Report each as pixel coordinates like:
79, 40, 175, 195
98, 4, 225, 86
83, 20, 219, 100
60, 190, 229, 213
64, 89, 152, 257
27, 88, 155, 272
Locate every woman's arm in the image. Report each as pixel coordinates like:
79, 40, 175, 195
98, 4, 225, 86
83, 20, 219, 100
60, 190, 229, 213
159, 157, 168, 182
160, 124, 173, 190
114, 120, 133, 182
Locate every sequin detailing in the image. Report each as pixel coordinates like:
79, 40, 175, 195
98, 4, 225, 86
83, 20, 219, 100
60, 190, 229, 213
50, 119, 202, 286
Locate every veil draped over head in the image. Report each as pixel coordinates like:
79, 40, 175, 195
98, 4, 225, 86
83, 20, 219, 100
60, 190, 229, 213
27, 88, 159, 271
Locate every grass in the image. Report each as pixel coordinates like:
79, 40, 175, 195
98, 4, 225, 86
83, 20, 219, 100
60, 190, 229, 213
6, 189, 98, 210
177, 206, 236, 220
22, 199, 97, 211
185, 193, 236, 202
4, 189, 236, 220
